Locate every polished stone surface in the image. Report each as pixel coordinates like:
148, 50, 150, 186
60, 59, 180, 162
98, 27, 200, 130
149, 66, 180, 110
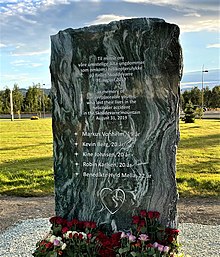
50, 18, 182, 231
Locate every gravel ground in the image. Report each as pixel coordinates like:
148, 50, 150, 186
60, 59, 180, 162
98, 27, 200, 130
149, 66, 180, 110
0, 219, 219, 257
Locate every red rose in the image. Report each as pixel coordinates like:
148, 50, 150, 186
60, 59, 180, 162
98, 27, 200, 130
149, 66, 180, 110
45, 242, 53, 249
171, 229, 179, 235
58, 250, 63, 255
50, 216, 66, 225
147, 211, 154, 219
49, 216, 57, 224
84, 221, 91, 228
140, 210, 147, 217
77, 221, 84, 229
73, 233, 78, 239
90, 221, 97, 229
165, 228, 179, 235
66, 221, 73, 228
84, 221, 97, 229
39, 240, 46, 246
111, 232, 121, 247
66, 218, 79, 228
167, 235, 174, 243
87, 233, 92, 239
132, 215, 140, 224
78, 233, 83, 240
153, 211, 160, 219
139, 219, 146, 227
62, 227, 69, 234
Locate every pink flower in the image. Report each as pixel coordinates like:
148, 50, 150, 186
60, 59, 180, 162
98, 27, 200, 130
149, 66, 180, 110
128, 234, 136, 242
157, 244, 164, 252
87, 233, 92, 239
138, 234, 149, 241
53, 239, 61, 246
120, 232, 128, 238
153, 242, 159, 248
163, 246, 169, 252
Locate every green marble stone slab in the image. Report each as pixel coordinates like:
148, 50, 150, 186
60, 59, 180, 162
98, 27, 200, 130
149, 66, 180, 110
50, 18, 182, 231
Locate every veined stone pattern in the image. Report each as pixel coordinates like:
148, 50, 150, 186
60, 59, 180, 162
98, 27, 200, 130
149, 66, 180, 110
50, 18, 182, 231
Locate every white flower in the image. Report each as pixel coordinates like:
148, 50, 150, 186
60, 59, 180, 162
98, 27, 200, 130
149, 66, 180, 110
61, 243, 67, 250
80, 232, 87, 239
57, 236, 62, 241
72, 231, 79, 236
49, 235, 56, 243
65, 230, 79, 239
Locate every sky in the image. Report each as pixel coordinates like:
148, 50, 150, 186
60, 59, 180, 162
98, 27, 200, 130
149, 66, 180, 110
0, 0, 219, 90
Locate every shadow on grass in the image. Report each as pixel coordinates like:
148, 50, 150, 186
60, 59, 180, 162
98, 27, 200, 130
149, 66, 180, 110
0, 156, 53, 172
0, 157, 54, 196
177, 159, 220, 174
179, 133, 220, 149
177, 177, 220, 196
0, 142, 52, 151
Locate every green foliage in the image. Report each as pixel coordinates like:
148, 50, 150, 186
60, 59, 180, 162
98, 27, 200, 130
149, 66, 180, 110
1, 88, 11, 113
0, 83, 52, 114
181, 85, 220, 109
184, 101, 195, 123
195, 107, 203, 119
12, 84, 24, 114
24, 84, 42, 113
211, 86, 220, 108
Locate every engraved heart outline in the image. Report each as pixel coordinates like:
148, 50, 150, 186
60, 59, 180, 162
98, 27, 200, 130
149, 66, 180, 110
100, 188, 125, 214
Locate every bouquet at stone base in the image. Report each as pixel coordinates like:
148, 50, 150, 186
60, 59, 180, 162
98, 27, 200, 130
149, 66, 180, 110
33, 210, 181, 257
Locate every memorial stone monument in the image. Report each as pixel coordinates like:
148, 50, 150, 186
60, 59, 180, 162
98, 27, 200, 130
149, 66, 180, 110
50, 18, 182, 232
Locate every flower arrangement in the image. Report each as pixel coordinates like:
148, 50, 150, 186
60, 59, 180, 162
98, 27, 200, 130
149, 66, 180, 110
33, 210, 181, 257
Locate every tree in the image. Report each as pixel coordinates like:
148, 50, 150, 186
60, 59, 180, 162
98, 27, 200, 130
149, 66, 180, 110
210, 86, 220, 108
24, 84, 42, 114
190, 87, 201, 106
1, 88, 10, 114
184, 101, 196, 123
0, 91, 4, 113
182, 90, 191, 109
203, 87, 212, 108
180, 94, 185, 111
12, 84, 24, 117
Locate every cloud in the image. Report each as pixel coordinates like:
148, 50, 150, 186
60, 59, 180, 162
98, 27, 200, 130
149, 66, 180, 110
207, 43, 220, 48
11, 60, 28, 66
123, 0, 219, 11
10, 59, 43, 67
0, 43, 6, 47
89, 14, 136, 25
179, 19, 220, 32
11, 49, 50, 57
184, 12, 200, 17
31, 63, 43, 67
122, 0, 219, 32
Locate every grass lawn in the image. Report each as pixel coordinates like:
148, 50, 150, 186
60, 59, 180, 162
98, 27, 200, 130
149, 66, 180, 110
177, 119, 220, 197
0, 119, 53, 196
0, 118, 219, 197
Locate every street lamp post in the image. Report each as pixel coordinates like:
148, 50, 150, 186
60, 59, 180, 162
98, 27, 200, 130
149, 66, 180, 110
42, 84, 45, 118
201, 65, 208, 111
10, 89, 14, 121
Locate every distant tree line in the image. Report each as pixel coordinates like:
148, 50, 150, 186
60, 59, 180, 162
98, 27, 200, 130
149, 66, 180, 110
0, 84, 52, 115
181, 85, 220, 110
1, 84, 219, 115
